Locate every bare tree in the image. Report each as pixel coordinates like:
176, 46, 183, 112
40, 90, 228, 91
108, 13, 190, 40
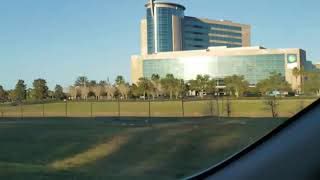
265, 96, 279, 118
226, 97, 232, 117
117, 84, 130, 100
69, 86, 80, 100
80, 86, 89, 100
105, 84, 116, 100
92, 85, 103, 100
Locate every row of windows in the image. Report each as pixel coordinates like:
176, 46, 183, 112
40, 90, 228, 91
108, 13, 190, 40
209, 23, 242, 31
143, 54, 286, 84
210, 36, 242, 43
210, 42, 241, 48
156, 7, 184, 17
210, 30, 242, 37
184, 21, 242, 32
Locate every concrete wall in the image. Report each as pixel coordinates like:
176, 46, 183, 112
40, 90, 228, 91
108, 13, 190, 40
140, 19, 148, 56
172, 15, 183, 51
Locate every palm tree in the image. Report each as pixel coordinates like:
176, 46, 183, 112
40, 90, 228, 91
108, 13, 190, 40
292, 67, 300, 92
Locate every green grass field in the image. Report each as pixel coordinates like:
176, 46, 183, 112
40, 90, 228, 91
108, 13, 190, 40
0, 98, 317, 118
0, 117, 285, 180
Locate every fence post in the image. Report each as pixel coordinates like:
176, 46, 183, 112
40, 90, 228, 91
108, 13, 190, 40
221, 96, 224, 117
65, 101, 68, 118
0, 104, 3, 119
216, 96, 220, 120
20, 103, 23, 120
181, 98, 185, 117
90, 102, 93, 118
118, 98, 120, 120
42, 102, 45, 118
0, 103, 2, 119
210, 96, 214, 117
148, 98, 151, 119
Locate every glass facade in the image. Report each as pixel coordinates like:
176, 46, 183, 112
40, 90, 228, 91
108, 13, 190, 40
143, 54, 286, 85
183, 17, 244, 50
147, 6, 184, 54
156, 7, 174, 52
147, 9, 155, 54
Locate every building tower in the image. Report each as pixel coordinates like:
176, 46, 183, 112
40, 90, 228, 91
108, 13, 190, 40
145, 1, 185, 54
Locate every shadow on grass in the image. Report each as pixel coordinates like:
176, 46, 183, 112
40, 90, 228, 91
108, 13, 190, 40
0, 117, 285, 180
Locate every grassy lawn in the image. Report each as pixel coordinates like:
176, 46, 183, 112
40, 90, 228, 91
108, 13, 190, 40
0, 98, 317, 118
0, 117, 285, 180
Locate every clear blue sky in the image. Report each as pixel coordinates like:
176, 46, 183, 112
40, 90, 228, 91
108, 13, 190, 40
0, 0, 319, 90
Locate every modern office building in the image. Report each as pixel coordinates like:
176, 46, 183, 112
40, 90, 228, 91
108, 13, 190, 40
132, 46, 306, 90
132, 1, 306, 91
315, 63, 320, 70
140, 1, 251, 55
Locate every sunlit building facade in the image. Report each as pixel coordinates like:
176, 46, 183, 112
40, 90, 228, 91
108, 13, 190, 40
132, 46, 306, 90
132, 1, 306, 91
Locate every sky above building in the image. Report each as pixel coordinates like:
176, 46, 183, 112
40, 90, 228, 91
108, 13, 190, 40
0, 0, 319, 89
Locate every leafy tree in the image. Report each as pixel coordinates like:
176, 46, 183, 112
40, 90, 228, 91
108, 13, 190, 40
54, 85, 65, 100
88, 80, 97, 87
130, 84, 141, 98
189, 75, 209, 97
26, 88, 35, 100
32, 79, 49, 100
303, 72, 320, 96
188, 75, 216, 97
115, 76, 125, 85
99, 81, 107, 86
173, 79, 185, 99
75, 76, 89, 87
8, 90, 16, 102
256, 72, 292, 95
161, 74, 177, 99
137, 77, 152, 100
206, 79, 217, 95
292, 67, 300, 87
0, 86, 7, 102
224, 75, 249, 97
13, 80, 27, 102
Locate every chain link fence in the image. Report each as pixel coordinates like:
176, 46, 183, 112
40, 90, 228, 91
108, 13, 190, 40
0, 98, 317, 119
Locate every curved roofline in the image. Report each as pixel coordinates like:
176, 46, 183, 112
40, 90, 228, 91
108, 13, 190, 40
145, 1, 186, 10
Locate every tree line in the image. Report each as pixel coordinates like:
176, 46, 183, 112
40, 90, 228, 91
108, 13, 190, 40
0, 70, 319, 103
